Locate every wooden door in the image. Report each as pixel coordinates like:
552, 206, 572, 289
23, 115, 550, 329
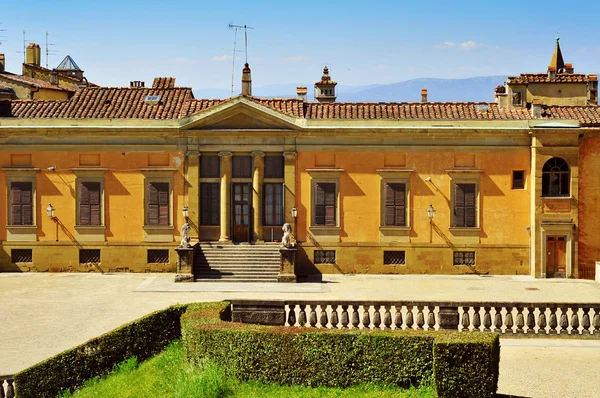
232, 183, 251, 242
546, 236, 567, 278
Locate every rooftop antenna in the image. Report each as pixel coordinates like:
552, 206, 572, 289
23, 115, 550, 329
17, 30, 27, 63
227, 23, 254, 96
0, 22, 6, 47
45, 32, 56, 68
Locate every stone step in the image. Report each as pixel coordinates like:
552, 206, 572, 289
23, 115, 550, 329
194, 267, 279, 273
195, 260, 280, 265
196, 254, 280, 258
195, 277, 278, 283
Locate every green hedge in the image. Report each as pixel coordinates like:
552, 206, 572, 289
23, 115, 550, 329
433, 332, 500, 398
14, 304, 188, 398
182, 305, 500, 397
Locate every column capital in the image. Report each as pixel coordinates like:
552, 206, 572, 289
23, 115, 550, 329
218, 151, 233, 158
283, 151, 297, 159
251, 151, 265, 157
186, 150, 200, 157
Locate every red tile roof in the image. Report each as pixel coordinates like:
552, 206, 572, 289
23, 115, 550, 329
507, 73, 590, 84
248, 97, 305, 118
152, 77, 177, 89
541, 106, 600, 126
0, 72, 75, 92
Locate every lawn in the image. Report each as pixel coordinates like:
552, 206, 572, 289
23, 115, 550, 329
61, 340, 437, 398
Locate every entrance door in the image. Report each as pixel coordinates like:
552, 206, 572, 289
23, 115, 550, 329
232, 183, 251, 242
546, 236, 567, 278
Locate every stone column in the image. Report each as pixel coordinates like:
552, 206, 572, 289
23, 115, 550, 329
219, 151, 232, 242
252, 151, 265, 243
283, 152, 297, 227
187, 151, 200, 235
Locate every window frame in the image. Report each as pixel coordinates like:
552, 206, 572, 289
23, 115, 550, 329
448, 170, 482, 234
313, 181, 337, 226
377, 169, 412, 243
453, 251, 476, 266
232, 155, 252, 178
200, 154, 220, 178
263, 182, 284, 226
200, 182, 220, 226
72, 169, 107, 241
314, 250, 336, 265
512, 89, 524, 106
512, 170, 525, 190
141, 169, 175, 242
264, 155, 284, 179
541, 158, 570, 198
3, 167, 38, 242
307, 168, 343, 243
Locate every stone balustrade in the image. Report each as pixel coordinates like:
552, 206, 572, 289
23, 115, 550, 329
0, 376, 15, 398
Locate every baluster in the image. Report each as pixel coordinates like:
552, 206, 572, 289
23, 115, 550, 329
406, 306, 415, 329
515, 307, 525, 334
309, 305, 317, 327
526, 308, 536, 334
571, 308, 580, 335
472, 307, 482, 331
1, 380, 5, 398
298, 305, 307, 327
538, 308, 547, 334
549, 308, 558, 334
427, 306, 436, 330
340, 305, 349, 329
319, 305, 329, 328
559, 307, 569, 335
7, 380, 14, 398
494, 308, 503, 333
394, 306, 403, 329
330, 305, 339, 329
416, 306, 425, 330
373, 305, 382, 329
351, 305, 360, 329
483, 307, 492, 331
362, 306, 371, 329
287, 305, 297, 327
593, 308, 600, 335
505, 307, 514, 333
383, 306, 392, 330
461, 307, 471, 331
582, 308, 591, 335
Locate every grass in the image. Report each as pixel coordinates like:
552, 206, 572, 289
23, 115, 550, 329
61, 340, 437, 398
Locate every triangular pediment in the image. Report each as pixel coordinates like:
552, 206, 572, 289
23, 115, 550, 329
181, 97, 300, 130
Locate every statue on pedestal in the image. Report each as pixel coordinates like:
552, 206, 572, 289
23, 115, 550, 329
281, 223, 297, 248
179, 223, 191, 248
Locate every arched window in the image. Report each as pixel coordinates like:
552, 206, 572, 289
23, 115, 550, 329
542, 158, 570, 197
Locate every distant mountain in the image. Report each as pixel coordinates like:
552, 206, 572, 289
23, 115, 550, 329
193, 76, 508, 103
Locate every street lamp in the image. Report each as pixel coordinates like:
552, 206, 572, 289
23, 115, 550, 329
426, 204, 435, 244
291, 206, 298, 237
181, 205, 189, 220
46, 203, 55, 219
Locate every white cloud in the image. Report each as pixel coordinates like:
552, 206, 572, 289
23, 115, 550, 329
434, 42, 457, 49
281, 55, 309, 62
460, 40, 483, 50
211, 55, 233, 62
434, 41, 485, 51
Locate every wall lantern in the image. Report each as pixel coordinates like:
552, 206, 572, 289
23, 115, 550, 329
46, 203, 55, 219
181, 205, 189, 220
426, 204, 436, 220
291, 206, 298, 218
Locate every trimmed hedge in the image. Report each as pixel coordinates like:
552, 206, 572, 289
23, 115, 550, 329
433, 332, 500, 398
14, 304, 188, 398
182, 303, 500, 398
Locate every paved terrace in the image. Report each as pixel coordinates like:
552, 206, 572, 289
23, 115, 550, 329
1, 273, 600, 397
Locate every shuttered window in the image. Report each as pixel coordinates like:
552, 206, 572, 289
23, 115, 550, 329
79, 182, 101, 225
264, 156, 284, 178
10, 182, 33, 225
148, 182, 169, 226
454, 183, 476, 227
200, 182, 220, 226
314, 182, 336, 226
200, 155, 220, 178
264, 183, 283, 226
232, 156, 252, 178
384, 182, 406, 226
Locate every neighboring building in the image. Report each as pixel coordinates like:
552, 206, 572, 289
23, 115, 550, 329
0, 41, 599, 279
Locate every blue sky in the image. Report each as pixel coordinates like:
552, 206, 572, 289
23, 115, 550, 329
1, 0, 599, 94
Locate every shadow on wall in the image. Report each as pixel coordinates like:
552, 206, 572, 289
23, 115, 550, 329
0, 247, 22, 272
295, 244, 323, 282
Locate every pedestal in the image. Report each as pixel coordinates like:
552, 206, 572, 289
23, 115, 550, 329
438, 306, 460, 330
175, 247, 194, 283
278, 247, 297, 283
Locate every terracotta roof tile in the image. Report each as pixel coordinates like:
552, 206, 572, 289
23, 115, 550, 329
152, 77, 177, 89
0, 72, 75, 92
507, 73, 590, 84
541, 106, 600, 126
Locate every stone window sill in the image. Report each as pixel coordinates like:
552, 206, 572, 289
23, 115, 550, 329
449, 227, 481, 236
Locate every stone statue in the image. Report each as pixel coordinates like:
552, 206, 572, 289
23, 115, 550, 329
179, 223, 191, 248
281, 223, 297, 248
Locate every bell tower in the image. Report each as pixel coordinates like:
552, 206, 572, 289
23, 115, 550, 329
314, 66, 337, 103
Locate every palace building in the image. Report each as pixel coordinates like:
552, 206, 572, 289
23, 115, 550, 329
1, 39, 599, 280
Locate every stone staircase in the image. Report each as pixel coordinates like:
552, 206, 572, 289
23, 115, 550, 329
194, 243, 281, 282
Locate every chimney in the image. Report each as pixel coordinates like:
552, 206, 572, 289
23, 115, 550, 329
531, 98, 542, 118
494, 85, 508, 109
548, 65, 556, 80
25, 43, 41, 66
130, 81, 145, 88
0, 54, 4, 72
588, 74, 598, 105
421, 88, 428, 103
565, 63, 574, 74
296, 86, 307, 101
242, 63, 252, 96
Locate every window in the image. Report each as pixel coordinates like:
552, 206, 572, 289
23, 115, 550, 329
79, 182, 101, 225
147, 249, 169, 264
453, 183, 477, 228
384, 251, 406, 265
200, 182, 220, 226
232, 156, 252, 178
200, 155, 220, 178
454, 251, 475, 266
79, 249, 100, 264
512, 90, 523, 106
542, 158, 570, 197
264, 183, 283, 226
10, 182, 33, 225
314, 182, 336, 226
11, 249, 32, 263
264, 156, 284, 178
512, 171, 525, 190
383, 182, 406, 226
314, 250, 336, 264
148, 182, 170, 226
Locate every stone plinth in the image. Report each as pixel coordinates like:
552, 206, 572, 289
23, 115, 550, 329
231, 300, 286, 325
175, 247, 194, 283
278, 247, 297, 283
437, 306, 459, 330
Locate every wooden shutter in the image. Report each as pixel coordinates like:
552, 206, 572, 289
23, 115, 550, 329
200, 183, 210, 225
148, 182, 168, 226
80, 182, 90, 225
264, 156, 284, 178
454, 183, 476, 227
464, 184, 476, 227
454, 184, 465, 227
200, 155, 220, 178
200, 183, 220, 226
89, 183, 101, 226
148, 183, 159, 225
210, 184, 219, 225
79, 182, 101, 226
314, 183, 326, 225
11, 182, 32, 225
324, 183, 336, 226
384, 183, 406, 226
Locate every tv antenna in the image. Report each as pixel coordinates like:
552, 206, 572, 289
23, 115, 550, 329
227, 23, 254, 96
0, 22, 6, 47
17, 30, 28, 63
45, 32, 56, 68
